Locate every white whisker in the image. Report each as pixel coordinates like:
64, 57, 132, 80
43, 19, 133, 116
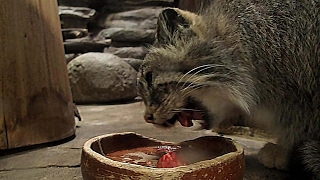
176, 64, 225, 88
180, 73, 212, 92
182, 85, 207, 98
180, 72, 233, 93
172, 108, 203, 112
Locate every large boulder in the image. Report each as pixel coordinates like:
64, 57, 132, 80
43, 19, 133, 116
68, 53, 137, 103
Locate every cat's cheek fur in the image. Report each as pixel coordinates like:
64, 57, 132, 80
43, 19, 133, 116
189, 87, 245, 128
144, 93, 188, 125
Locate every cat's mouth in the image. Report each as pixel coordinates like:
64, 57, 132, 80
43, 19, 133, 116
164, 99, 209, 128
168, 109, 205, 127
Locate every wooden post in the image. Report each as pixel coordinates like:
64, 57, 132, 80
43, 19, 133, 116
0, 0, 75, 149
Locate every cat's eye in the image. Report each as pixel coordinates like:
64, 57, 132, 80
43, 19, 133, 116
145, 72, 153, 87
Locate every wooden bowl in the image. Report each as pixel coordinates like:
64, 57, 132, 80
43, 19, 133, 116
81, 132, 245, 180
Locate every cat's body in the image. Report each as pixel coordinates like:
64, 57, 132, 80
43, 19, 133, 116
137, 0, 320, 179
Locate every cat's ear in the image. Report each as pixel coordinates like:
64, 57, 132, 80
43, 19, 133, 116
155, 8, 205, 45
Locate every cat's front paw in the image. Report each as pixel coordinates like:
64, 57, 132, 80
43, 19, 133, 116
258, 142, 289, 171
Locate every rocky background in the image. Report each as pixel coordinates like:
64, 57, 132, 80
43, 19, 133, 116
58, 0, 182, 103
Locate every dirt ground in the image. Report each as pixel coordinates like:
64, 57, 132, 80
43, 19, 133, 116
0, 100, 288, 180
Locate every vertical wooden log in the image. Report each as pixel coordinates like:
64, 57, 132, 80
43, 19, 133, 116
0, 0, 75, 149
0, 38, 6, 148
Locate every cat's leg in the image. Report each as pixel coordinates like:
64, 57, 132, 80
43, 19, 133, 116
258, 142, 290, 171
253, 109, 291, 171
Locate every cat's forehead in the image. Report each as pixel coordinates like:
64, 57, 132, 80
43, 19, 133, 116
140, 58, 180, 76
153, 72, 184, 85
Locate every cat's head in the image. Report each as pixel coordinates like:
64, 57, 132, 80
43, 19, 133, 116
137, 8, 252, 128
138, 8, 209, 127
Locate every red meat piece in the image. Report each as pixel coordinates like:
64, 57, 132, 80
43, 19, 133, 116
156, 151, 186, 168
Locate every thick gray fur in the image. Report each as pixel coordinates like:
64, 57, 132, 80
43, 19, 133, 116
138, 0, 320, 178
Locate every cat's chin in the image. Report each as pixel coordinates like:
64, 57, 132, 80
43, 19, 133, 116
163, 114, 180, 127
150, 114, 179, 128
158, 97, 211, 129
177, 97, 211, 129
152, 113, 198, 128
150, 98, 211, 129
153, 112, 210, 129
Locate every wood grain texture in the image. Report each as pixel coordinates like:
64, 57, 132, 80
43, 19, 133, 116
0, 0, 75, 149
0, 2, 7, 148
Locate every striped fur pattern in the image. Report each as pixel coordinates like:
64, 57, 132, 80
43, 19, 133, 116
137, 0, 320, 178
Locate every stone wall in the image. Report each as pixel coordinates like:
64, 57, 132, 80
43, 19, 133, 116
59, 0, 177, 103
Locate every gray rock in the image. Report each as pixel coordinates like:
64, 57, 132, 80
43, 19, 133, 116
68, 53, 137, 103
104, 20, 140, 29
110, 42, 146, 48
104, 19, 157, 29
95, 28, 123, 39
122, 58, 143, 71
59, 6, 96, 28
105, 0, 175, 7
104, 47, 147, 59
58, 0, 175, 10
101, 7, 164, 29
96, 28, 155, 43
98, 0, 175, 13
106, 7, 163, 21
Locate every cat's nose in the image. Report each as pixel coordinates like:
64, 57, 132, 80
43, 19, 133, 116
144, 114, 154, 123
